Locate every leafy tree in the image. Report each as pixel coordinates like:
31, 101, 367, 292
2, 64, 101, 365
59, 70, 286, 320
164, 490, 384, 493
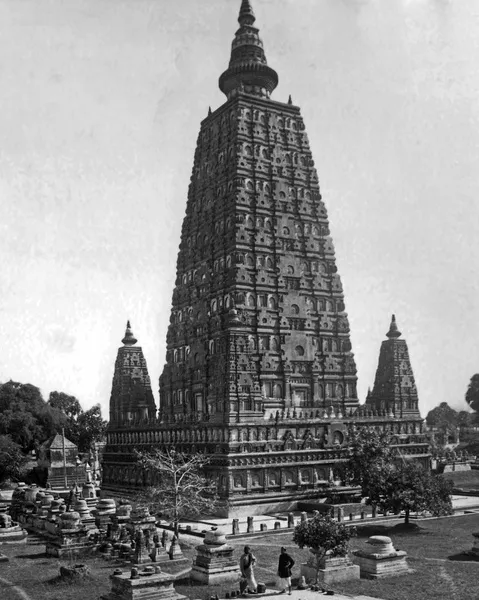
466, 374, 479, 414
293, 514, 355, 583
368, 461, 453, 524
0, 435, 29, 484
77, 404, 107, 453
135, 448, 220, 536
457, 410, 474, 428
48, 391, 82, 420
47, 393, 106, 452
426, 402, 458, 431
341, 428, 394, 498
47, 391, 82, 445
0, 381, 64, 451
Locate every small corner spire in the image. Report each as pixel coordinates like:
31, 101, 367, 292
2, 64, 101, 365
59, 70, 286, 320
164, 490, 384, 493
288, 94, 293, 105
386, 314, 402, 339
122, 320, 138, 346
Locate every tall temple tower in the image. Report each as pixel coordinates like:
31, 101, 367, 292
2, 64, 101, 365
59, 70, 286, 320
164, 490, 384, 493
159, 0, 359, 424
102, 1, 430, 511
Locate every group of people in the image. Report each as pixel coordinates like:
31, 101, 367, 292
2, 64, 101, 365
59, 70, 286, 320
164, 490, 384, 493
239, 546, 295, 596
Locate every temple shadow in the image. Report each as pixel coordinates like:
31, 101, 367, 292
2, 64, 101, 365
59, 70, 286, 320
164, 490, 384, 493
15, 552, 47, 560
448, 553, 479, 562
355, 522, 428, 538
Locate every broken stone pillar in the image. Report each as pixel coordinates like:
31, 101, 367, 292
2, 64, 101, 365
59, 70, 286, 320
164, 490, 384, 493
132, 530, 152, 565
246, 516, 254, 533
232, 519, 239, 535
470, 532, 479, 557
352, 536, 411, 579
168, 536, 183, 560
190, 528, 241, 585
287, 513, 295, 528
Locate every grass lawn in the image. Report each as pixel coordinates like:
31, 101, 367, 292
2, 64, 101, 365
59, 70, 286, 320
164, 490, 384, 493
1, 515, 479, 600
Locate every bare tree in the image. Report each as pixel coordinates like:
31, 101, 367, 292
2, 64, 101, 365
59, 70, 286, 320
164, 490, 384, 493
135, 448, 220, 536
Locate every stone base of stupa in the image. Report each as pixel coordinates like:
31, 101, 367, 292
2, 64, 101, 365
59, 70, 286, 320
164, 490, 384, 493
101, 567, 188, 600
353, 536, 412, 579
0, 524, 28, 544
45, 530, 96, 559
301, 556, 359, 585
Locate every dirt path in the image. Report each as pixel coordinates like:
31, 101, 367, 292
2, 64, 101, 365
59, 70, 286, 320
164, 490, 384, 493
0, 574, 33, 600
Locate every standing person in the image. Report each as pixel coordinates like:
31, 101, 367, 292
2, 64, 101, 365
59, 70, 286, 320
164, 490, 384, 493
240, 545, 257, 594
277, 547, 295, 595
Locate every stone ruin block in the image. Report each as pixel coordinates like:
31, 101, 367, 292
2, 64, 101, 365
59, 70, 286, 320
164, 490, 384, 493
301, 554, 359, 586
101, 566, 188, 600
352, 535, 412, 579
190, 528, 241, 585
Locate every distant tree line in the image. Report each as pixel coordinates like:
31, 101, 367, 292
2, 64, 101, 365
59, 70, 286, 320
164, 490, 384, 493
0, 380, 107, 484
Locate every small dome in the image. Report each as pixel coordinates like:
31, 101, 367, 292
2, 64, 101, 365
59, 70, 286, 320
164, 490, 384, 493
386, 314, 402, 339
122, 320, 138, 346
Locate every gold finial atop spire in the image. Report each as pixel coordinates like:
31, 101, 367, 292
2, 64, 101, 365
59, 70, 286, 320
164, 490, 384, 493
386, 314, 402, 339
122, 320, 138, 346
219, 0, 278, 99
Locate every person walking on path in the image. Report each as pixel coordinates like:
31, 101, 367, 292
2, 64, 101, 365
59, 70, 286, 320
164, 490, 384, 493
277, 547, 295, 595
240, 545, 258, 594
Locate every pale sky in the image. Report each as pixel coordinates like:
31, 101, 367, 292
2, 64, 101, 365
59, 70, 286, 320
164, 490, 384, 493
1, 0, 478, 420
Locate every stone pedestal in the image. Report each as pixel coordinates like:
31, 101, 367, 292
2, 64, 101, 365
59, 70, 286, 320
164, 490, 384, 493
101, 566, 188, 600
190, 528, 240, 585
74, 499, 98, 533
0, 504, 27, 543
301, 554, 359, 585
352, 536, 411, 579
45, 512, 95, 558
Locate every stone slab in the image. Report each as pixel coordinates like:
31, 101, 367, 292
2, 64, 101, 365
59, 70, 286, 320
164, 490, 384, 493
352, 551, 411, 579
101, 569, 188, 600
190, 564, 240, 585
301, 560, 360, 585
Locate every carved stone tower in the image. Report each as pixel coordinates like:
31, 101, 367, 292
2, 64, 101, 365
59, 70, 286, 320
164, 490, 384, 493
102, 2, 430, 511
158, 0, 359, 425
365, 315, 421, 418
109, 321, 156, 425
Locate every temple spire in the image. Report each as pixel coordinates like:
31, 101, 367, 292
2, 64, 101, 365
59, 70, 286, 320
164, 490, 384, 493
386, 314, 402, 339
239, 0, 255, 25
219, 0, 278, 99
122, 320, 138, 346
